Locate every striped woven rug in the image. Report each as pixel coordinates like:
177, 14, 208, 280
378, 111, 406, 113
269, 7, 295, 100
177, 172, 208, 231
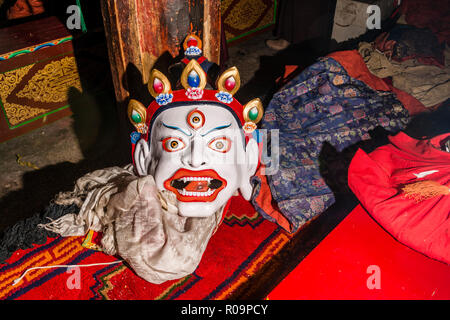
0, 195, 291, 300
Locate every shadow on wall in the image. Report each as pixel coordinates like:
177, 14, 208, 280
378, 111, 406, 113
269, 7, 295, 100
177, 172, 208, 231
0, 95, 126, 236
236, 37, 332, 107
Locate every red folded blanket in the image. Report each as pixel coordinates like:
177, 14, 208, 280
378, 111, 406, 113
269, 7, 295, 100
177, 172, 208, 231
348, 132, 450, 264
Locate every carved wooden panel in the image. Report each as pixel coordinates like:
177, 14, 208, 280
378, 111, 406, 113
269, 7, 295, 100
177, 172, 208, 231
221, 0, 277, 43
0, 17, 80, 142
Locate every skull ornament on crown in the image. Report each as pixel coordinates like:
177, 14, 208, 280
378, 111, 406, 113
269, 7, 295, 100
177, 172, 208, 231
128, 34, 264, 218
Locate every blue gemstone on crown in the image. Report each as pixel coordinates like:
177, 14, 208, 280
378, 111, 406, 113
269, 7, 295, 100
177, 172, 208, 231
187, 70, 200, 87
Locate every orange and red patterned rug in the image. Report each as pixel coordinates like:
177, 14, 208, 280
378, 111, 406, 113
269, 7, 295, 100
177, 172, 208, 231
0, 195, 292, 300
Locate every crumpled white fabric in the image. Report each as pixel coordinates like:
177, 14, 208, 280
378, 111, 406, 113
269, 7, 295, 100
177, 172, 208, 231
39, 165, 223, 284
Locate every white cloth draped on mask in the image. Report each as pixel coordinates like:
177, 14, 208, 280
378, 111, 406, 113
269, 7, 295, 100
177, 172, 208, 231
39, 165, 224, 284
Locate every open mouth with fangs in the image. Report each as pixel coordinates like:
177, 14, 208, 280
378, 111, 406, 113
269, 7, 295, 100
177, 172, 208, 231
164, 168, 227, 202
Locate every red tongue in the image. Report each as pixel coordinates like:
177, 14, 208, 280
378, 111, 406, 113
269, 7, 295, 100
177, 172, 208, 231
185, 181, 209, 192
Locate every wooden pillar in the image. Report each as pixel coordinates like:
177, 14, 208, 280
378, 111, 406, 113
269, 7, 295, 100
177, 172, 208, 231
100, 0, 221, 110
203, 1, 221, 67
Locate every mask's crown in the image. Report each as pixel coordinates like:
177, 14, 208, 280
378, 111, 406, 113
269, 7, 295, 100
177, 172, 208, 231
127, 33, 264, 145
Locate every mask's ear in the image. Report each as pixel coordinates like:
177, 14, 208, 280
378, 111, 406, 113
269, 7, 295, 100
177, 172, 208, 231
239, 138, 259, 200
134, 139, 151, 176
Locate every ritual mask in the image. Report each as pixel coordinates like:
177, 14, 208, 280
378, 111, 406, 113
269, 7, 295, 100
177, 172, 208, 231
128, 34, 264, 217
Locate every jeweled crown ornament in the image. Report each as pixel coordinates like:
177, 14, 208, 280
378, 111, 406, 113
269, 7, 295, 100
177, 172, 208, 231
127, 33, 263, 218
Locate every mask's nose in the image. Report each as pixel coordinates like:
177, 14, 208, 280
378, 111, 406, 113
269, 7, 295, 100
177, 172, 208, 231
183, 136, 206, 168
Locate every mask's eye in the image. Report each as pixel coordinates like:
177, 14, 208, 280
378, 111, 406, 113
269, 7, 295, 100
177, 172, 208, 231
162, 137, 186, 152
208, 137, 231, 153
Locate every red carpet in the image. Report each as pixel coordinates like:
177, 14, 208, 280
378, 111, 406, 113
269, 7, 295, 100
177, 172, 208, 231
0, 196, 294, 300
268, 205, 450, 300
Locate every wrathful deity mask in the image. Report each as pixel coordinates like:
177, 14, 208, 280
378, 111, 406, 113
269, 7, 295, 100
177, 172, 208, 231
128, 34, 264, 218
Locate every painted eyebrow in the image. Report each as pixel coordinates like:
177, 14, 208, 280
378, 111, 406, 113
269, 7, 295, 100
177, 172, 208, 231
162, 123, 192, 136
200, 123, 232, 137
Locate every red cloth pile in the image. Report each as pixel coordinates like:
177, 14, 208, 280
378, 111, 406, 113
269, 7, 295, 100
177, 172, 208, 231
348, 132, 450, 264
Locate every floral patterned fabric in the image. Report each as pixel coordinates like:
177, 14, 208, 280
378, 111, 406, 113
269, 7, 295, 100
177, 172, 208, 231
252, 56, 411, 233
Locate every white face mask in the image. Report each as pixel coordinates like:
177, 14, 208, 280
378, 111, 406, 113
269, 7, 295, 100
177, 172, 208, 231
134, 103, 260, 217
